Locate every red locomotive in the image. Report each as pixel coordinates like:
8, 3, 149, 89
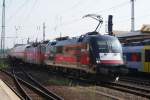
44, 32, 127, 74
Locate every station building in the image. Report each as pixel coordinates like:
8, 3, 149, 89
113, 24, 150, 44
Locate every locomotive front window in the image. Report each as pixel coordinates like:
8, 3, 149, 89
96, 41, 108, 52
92, 37, 122, 53
110, 39, 122, 53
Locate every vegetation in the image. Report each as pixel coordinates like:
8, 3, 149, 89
0, 59, 8, 69
48, 77, 73, 86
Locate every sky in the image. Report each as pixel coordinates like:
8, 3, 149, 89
0, 0, 150, 48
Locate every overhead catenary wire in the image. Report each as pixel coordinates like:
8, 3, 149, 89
60, 0, 86, 15
95, 1, 130, 13
22, 0, 40, 42
23, 0, 38, 23
7, 0, 39, 36
3, 0, 149, 48
7, 0, 30, 23
56, 1, 132, 32
58, 1, 130, 28
4, 0, 132, 37
6, 0, 131, 30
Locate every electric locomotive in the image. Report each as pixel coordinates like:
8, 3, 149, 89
44, 32, 127, 75
44, 14, 127, 75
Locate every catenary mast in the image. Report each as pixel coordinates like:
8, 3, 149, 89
1, 0, 5, 57
43, 22, 45, 41
131, 0, 135, 32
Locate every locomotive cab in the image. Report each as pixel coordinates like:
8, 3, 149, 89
83, 32, 127, 75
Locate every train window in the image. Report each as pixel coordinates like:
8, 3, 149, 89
109, 39, 122, 53
131, 53, 141, 61
97, 41, 108, 52
142, 40, 150, 45
41, 46, 46, 53
97, 41, 107, 46
45, 46, 50, 53
145, 50, 150, 62
124, 53, 141, 62
123, 53, 130, 61
50, 47, 56, 54
51, 42, 57, 45
78, 35, 84, 42
96, 39, 121, 53
56, 46, 63, 54
26, 46, 31, 48
63, 46, 80, 55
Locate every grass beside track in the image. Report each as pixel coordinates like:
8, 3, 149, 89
48, 78, 72, 86
0, 59, 8, 69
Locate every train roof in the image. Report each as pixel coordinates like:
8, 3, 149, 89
123, 46, 144, 53
47, 32, 119, 46
90, 34, 118, 40
55, 38, 78, 46
13, 44, 30, 49
10, 44, 31, 52
29, 40, 49, 47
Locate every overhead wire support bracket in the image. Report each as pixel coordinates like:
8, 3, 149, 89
82, 14, 103, 32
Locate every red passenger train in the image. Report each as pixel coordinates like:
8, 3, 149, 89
8, 14, 128, 75
8, 32, 127, 75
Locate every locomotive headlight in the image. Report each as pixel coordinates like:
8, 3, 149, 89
96, 60, 99, 63
96, 58, 101, 64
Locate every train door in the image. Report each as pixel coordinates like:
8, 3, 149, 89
37, 45, 42, 64
49, 46, 56, 63
143, 46, 150, 72
40, 45, 46, 64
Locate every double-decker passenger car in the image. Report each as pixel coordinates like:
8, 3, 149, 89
123, 43, 150, 73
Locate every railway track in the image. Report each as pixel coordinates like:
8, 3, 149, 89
15, 64, 124, 100
81, 87, 123, 100
119, 76, 150, 87
37, 65, 150, 99
49, 69, 150, 99
5, 62, 150, 99
18, 66, 63, 100
37, 67, 148, 99
0, 68, 64, 100
64, 74, 150, 98
68, 74, 150, 99
102, 81, 150, 99
3, 63, 123, 100
69, 75, 150, 98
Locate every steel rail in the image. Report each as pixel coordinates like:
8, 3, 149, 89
0, 69, 29, 100
119, 76, 150, 86
21, 67, 64, 100
98, 81, 150, 98
83, 87, 123, 100
2, 69, 58, 100
46, 68, 150, 99
12, 70, 32, 100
